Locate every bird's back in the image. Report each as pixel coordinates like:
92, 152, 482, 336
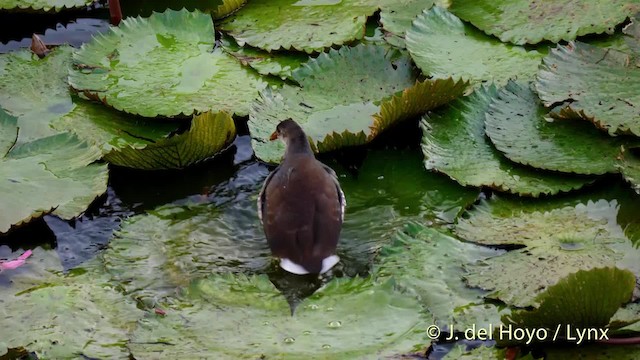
261, 154, 343, 273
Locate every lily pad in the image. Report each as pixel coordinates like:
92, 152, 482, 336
0, 267, 142, 359
250, 44, 467, 163
0, 108, 108, 234
503, 268, 635, 343
378, 0, 439, 48
69, 9, 267, 117
219, 0, 379, 53
51, 98, 178, 155
129, 274, 430, 358
405, 7, 547, 85
485, 81, 630, 175
449, 0, 639, 45
376, 222, 506, 328
461, 200, 640, 307
536, 41, 640, 136
221, 36, 309, 79
104, 111, 237, 170
443, 345, 536, 360
0, 0, 94, 11
421, 85, 592, 197
0, 46, 74, 145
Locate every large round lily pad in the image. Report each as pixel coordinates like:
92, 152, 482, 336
69, 9, 267, 118
536, 41, 640, 136
485, 81, 630, 175
219, 0, 379, 53
250, 44, 467, 163
0, 109, 108, 234
129, 274, 430, 359
405, 7, 547, 85
421, 85, 592, 197
376, 222, 506, 328
0, 46, 74, 145
449, 0, 640, 45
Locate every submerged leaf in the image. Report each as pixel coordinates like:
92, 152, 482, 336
460, 199, 640, 307
129, 274, 430, 358
543, 344, 640, 359
0, 267, 142, 359
406, 7, 547, 85
104, 111, 236, 170
449, 0, 639, 45
69, 9, 266, 117
485, 81, 631, 175
219, 0, 378, 53
251, 44, 466, 163
503, 268, 635, 343
421, 85, 592, 197
536, 42, 640, 136
339, 149, 479, 222
376, 222, 506, 328
0, 109, 108, 234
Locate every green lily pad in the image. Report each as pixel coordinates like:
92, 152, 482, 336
376, 222, 507, 328
0, 46, 74, 145
0, 108, 108, 234
536, 41, 640, 136
485, 81, 629, 175
503, 268, 635, 343
221, 36, 309, 79
250, 44, 467, 163
0, 265, 142, 359
104, 111, 236, 170
0, 0, 93, 11
129, 274, 430, 358
405, 7, 547, 85
449, 0, 639, 45
339, 149, 479, 223
51, 98, 178, 154
69, 9, 266, 118
421, 85, 592, 197
219, 0, 379, 53
461, 199, 640, 307
378, 0, 439, 48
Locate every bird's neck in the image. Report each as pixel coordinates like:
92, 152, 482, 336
284, 133, 314, 157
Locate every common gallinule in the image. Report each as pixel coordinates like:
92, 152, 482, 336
258, 119, 345, 275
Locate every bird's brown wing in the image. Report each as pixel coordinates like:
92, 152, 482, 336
257, 164, 280, 226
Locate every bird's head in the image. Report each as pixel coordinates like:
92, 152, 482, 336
270, 118, 304, 144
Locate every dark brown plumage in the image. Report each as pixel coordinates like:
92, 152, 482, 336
258, 119, 345, 275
